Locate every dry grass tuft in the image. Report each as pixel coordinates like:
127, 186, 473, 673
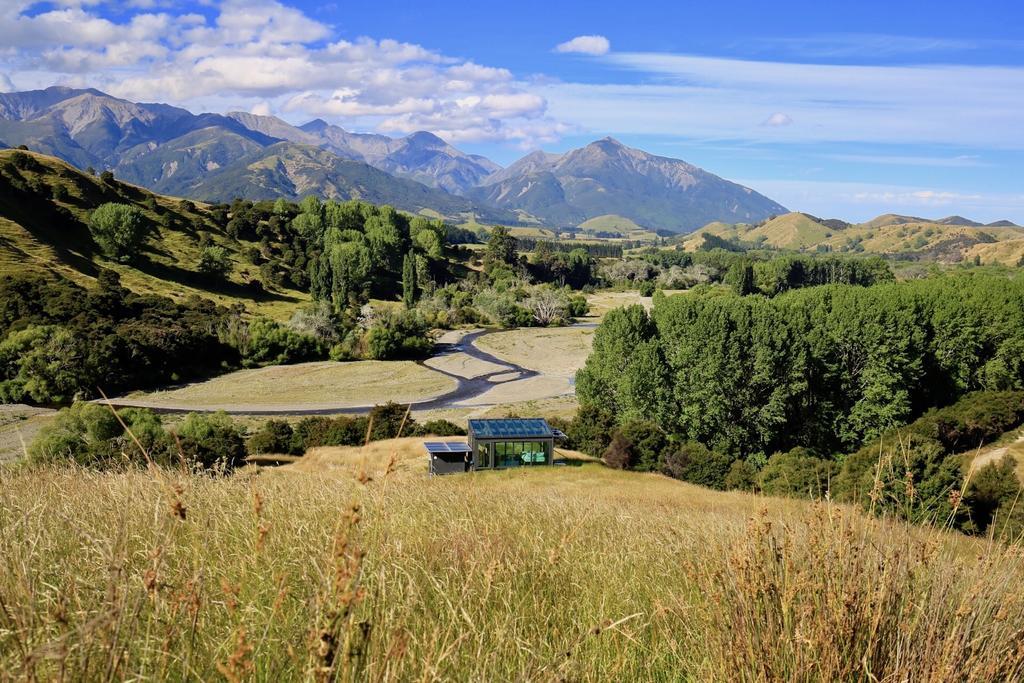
1, 450, 1022, 680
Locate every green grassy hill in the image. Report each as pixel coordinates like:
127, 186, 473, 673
747, 212, 834, 249
681, 211, 1024, 264
0, 149, 309, 318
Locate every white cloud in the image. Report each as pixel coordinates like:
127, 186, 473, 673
0, 0, 560, 147
539, 53, 1024, 149
555, 35, 610, 56
250, 101, 272, 116
0, 73, 14, 92
763, 112, 792, 127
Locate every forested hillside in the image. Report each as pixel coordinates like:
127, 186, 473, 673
574, 274, 1024, 535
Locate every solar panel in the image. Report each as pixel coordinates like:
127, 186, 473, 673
423, 441, 471, 454
467, 419, 553, 439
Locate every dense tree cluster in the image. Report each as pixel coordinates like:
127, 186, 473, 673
0, 272, 236, 404
601, 250, 894, 295
573, 274, 1024, 535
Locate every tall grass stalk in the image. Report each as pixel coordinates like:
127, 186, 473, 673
2, 453, 1023, 680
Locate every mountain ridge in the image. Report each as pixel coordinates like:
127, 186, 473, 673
470, 137, 787, 232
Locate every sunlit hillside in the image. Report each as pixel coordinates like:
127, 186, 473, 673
3, 447, 1023, 680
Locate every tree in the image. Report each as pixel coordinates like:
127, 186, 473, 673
197, 245, 232, 279
524, 288, 569, 326
576, 305, 668, 425
402, 250, 418, 309
662, 442, 733, 489
726, 260, 756, 296
88, 203, 149, 262
485, 226, 518, 268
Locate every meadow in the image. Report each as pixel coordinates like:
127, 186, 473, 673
2, 439, 1024, 681
114, 361, 456, 413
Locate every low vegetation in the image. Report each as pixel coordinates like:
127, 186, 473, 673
2, 455, 1023, 680
27, 401, 462, 471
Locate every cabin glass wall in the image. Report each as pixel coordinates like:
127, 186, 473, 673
493, 440, 548, 468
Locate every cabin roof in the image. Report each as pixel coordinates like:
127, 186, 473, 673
467, 418, 553, 439
423, 441, 472, 454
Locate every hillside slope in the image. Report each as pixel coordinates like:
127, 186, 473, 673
683, 212, 1024, 264
2, 453, 1022, 680
0, 148, 306, 316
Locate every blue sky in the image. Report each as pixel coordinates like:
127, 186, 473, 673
3, 0, 1023, 221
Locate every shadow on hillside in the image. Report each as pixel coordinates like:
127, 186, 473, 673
133, 256, 300, 304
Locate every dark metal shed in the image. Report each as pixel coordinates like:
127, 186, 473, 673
425, 441, 473, 475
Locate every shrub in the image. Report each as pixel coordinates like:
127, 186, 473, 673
368, 402, 416, 440
174, 412, 247, 471
758, 448, 834, 499
88, 203, 150, 262
663, 442, 733, 489
416, 420, 466, 437
197, 245, 232, 279
964, 455, 1021, 536
242, 317, 323, 366
28, 402, 166, 467
569, 405, 617, 457
248, 420, 296, 455
292, 415, 369, 451
365, 312, 432, 360
602, 432, 634, 469
638, 280, 656, 297
615, 420, 667, 471
724, 459, 758, 491
0, 325, 93, 405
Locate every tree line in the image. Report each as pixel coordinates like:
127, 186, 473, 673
572, 273, 1024, 536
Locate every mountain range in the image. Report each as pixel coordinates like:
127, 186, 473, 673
0, 86, 787, 231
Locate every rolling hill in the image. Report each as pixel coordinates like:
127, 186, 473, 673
682, 211, 1024, 264
469, 137, 787, 232
0, 148, 306, 317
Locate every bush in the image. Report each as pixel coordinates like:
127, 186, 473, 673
0, 325, 92, 404
174, 412, 247, 471
569, 405, 617, 457
416, 420, 466, 437
663, 442, 733, 489
615, 420, 667, 471
638, 280, 656, 297
365, 312, 432, 360
602, 432, 634, 469
247, 420, 296, 455
29, 402, 167, 468
724, 459, 758, 491
964, 455, 1021, 536
758, 448, 834, 499
197, 245, 232, 279
292, 416, 367, 451
368, 402, 416, 440
88, 203, 150, 262
242, 317, 323, 366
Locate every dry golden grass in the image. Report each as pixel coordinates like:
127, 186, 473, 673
475, 326, 594, 377
3, 445, 1024, 681
114, 361, 456, 411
